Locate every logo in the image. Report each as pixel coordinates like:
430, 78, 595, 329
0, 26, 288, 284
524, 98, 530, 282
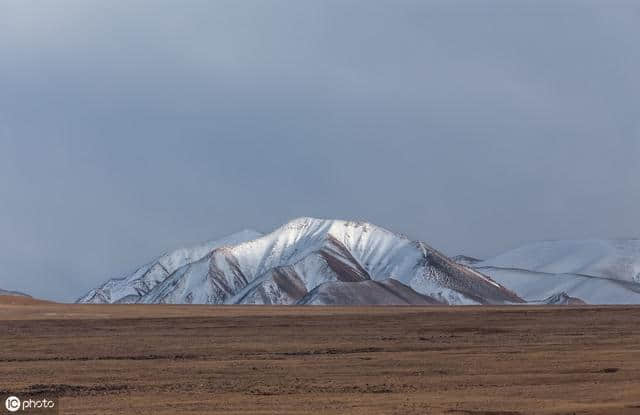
5, 396, 20, 413
3, 395, 57, 413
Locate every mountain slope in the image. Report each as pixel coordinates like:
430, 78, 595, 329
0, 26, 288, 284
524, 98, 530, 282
79, 217, 523, 305
478, 239, 640, 283
0, 288, 31, 297
532, 292, 586, 306
77, 229, 263, 304
452, 255, 482, 267
299, 279, 443, 305
473, 239, 640, 304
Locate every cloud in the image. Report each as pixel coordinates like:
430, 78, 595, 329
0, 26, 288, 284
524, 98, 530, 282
0, 1, 638, 301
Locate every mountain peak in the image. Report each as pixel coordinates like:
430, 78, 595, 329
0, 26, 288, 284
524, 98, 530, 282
78, 217, 521, 306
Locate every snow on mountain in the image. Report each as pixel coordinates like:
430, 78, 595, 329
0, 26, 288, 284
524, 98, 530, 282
452, 255, 482, 267
530, 292, 586, 306
78, 217, 523, 305
478, 239, 640, 283
77, 229, 263, 304
473, 239, 640, 304
473, 266, 640, 304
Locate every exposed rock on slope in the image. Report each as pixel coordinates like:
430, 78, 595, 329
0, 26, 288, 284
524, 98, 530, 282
452, 255, 482, 266
299, 279, 444, 305
78, 230, 262, 304
535, 292, 586, 305
79, 217, 523, 305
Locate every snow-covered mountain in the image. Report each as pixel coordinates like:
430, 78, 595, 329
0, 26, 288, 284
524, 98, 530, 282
78, 217, 523, 306
77, 229, 263, 304
530, 292, 586, 306
80, 220, 640, 306
467, 239, 640, 304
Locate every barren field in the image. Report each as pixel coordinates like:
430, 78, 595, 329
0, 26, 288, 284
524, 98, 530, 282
1, 301, 640, 414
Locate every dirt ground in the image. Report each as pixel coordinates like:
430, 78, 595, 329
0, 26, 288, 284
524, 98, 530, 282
1, 302, 639, 414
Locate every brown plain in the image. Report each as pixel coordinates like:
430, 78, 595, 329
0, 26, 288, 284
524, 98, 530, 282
1, 298, 639, 414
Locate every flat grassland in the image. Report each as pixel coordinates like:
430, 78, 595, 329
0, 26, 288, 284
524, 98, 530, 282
1, 299, 639, 414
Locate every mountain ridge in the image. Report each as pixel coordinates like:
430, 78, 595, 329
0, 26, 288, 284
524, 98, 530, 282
78, 219, 640, 305
469, 239, 640, 304
78, 217, 522, 306
0, 288, 31, 298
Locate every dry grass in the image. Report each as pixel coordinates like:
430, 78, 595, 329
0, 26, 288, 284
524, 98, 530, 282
1, 304, 640, 414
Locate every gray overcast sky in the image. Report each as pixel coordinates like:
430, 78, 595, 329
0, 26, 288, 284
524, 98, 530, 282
1, 1, 639, 301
